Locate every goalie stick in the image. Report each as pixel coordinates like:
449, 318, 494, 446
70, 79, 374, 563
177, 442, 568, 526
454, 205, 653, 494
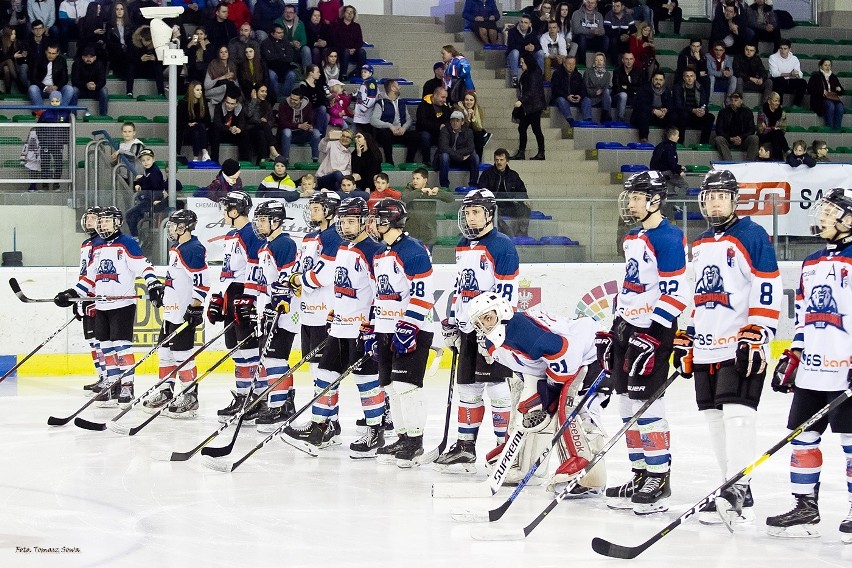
9, 278, 143, 303
202, 355, 369, 472
0, 317, 76, 384
450, 369, 606, 521
591, 387, 852, 559
74, 322, 234, 431
470, 371, 679, 540
46, 322, 189, 426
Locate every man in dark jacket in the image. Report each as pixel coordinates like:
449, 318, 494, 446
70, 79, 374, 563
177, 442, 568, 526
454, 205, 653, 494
437, 111, 479, 188
331, 5, 366, 79
477, 148, 530, 236
371, 79, 418, 165
672, 67, 715, 144
632, 71, 673, 141
676, 39, 711, 93
72, 46, 108, 116
649, 127, 688, 197
506, 15, 543, 87
28, 42, 75, 107
604, 0, 635, 66
415, 86, 451, 164
261, 24, 298, 99
612, 52, 642, 122
712, 92, 758, 160
747, 0, 781, 51
710, 1, 754, 56
733, 43, 772, 101
206, 2, 238, 50
209, 87, 250, 162
550, 55, 590, 123
22, 20, 48, 89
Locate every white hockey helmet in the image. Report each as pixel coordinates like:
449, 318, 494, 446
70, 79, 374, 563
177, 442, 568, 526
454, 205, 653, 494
469, 291, 514, 347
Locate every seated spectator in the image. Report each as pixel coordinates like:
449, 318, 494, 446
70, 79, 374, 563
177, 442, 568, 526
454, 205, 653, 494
27, 2, 56, 43
228, 22, 261, 67
551, 55, 590, 124
540, 19, 576, 81
305, 8, 331, 66
733, 43, 771, 102
193, 158, 243, 201
321, 48, 342, 83
177, 81, 212, 162
257, 156, 298, 199
612, 52, 641, 122
756, 142, 772, 161
786, 139, 815, 168
706, 41, 736, 103
463, 0, 500, 45
174, 0, 207, 27
338, 174, 370, 201
506, 15, 544, 88
554, 2, 573, 37
354, 63, 379, 134
811, 140, 830, 163
477, 148, 531, 237
126, 149, 167, 241
2, 27, 29, 96
367, 172, 401, 207
106, 4, 132, 83
328, 79, 353, 129
713, 92, 758, 160
649, 127, 688, 196
111, 121, 144, 173
317, 0, 343, 26
807, 58, 845, 131
422, 61, 445, 98
57, 0, 88, 54
632, 71, 673, 142
206, 2, 238, 51
768, 39, 806, 107
299, 64, 330, 133
296, 173, 318, 198
205, 45, 239, 108
184, 26, 216, 84
629, 21, 657, 80
28, 42, 75, 107
237, 45, 268, 100
528, 0, 555, 36
400, 167, 455, 250
513, 54, 546, 160
128, 26, 164, 97
710, 1, 753, 56
245, 83, 280, 162
277, 88, 320, 165
77, 3, 108, 61
415, 85, 451, 164
605, 0, 635, 67
316, 128, 352, 190
437, 110, 480, 188
226, 0, 252, 31
71, 46, 108, 117
572, 0, 609, 66
351, 130, 383, 190
261, 24, 298, 99
371, 78, 418, 165
756, 90, 788, 159
650, 0, 683, 35
331, 5, 366, 79
676, 38, 710, 94
455, 91, 490, 161
747, 0, 780, 51
209, 86, 250, 162
22, 20, 49, 90
583, 51, 613, 123
276, 3, 312, 70
631, 0, 654, 30
672, 66, 714, 144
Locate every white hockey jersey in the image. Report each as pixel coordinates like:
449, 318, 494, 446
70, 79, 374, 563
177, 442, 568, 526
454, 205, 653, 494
163, 236, 210, 325
218, 222, 264, 291
330, 237, 383, 338
252, 232, 301, 334
299, 226, 343, 327
75, 234, 157, 310
372, 234, 435, 334
690, 217, 782, 363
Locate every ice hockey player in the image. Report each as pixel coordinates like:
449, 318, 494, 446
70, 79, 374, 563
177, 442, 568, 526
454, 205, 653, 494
143, 210, 209, 418
54, 206, 165, 407
76, 206, 106, 395
676, 169, 782, 525
365, 198, 436, 467
206, 191, 265, 423
596, 170, 687, 514
437, 188, 518, 472
470, 292, 608, 494
766, 187, 852, 543
244, 200, 300, 432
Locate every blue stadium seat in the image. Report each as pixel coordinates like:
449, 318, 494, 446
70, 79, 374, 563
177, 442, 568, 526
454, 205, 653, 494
596, 142, 625, 150
621, 164, 649, 173
529, 210, 553, 220
573, 120, 599, 128
539, 236, 578, 246
627, 142, 654, 150
512, 236, 539, 245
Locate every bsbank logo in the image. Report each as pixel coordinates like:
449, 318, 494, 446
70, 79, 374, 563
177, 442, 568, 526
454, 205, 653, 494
736, 182, 791, 216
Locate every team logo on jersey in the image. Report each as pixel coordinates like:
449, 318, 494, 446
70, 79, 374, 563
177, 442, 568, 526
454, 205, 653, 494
459, 268, 481, 300
302, 255, 315, 273
694, 265, 733, 309
804, 285, 844, 331
727, 247, 736, 268
164, 270, 174, 289
95, 259, 120, 282
221, 253, 235, 280
377, 274, 401, 301
518, 278, 541, 310
333, 266, 356, 298
621, 259, 645, 294
480, 254, 489, 271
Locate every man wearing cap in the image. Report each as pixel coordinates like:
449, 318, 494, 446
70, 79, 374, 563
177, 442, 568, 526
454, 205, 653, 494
371, 79, 418, 165
72, 46, 108, 117
437, 109, 479, 189
712, 91, 759, 161
354, 63, 379, 135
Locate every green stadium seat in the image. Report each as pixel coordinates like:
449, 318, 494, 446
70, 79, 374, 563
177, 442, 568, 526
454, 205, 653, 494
84, 115, 114, 122
117, 115, 151, 123
140, 137, 166, 144
12, 114, 36, 122
691, 144, 713, 151
0, 136, 22, 144
108, 94, 135, 100
153, 116, 169, 123
293, 162, 319, 171
137, 95, 167, 101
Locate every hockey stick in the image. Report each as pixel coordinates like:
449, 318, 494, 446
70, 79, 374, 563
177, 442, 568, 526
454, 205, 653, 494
420, 349, 457, 465
202, 355, 369, 472
470, 370, 680, 540
46, 322, 189, 426
9, 278, 143, 303
74, 322, 234, 431
592, 387, 852, 559
0, 317, 76, 384
150, 336, 329, 462
452, 369, 607, 521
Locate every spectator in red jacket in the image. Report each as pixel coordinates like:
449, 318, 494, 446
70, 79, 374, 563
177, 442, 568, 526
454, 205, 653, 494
331, 5, 365, 80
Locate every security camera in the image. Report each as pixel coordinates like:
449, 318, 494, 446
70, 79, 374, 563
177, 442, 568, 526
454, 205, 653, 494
140, 6, 184, 19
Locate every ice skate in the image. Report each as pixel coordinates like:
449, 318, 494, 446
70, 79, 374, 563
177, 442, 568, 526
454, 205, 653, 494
164, 389, 199, 419
376, 433, 408, 465
606, 469, 646, 510
217, 391, 247, 423
142, 385, 173, 414
349, 425, 384, 459
255, 400, 295, 433
631, 471, 670, 515
396, 435, 424, 468
700, 484, 754, 525
433, 440, 477, 473
766, 491, 820, 539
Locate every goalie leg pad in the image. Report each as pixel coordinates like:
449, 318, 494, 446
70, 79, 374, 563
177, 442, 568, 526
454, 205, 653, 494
390, 381, 426, 437
505, 415, 556, 486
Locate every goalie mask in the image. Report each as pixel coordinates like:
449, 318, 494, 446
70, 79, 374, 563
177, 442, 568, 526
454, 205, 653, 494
459, 188, 497, 239
335, 197, 369, 242
252, 200, 288, 239
809, 187, 852, 245
166, 209, 198, 242
698, 169, 739, 227
469, 291, 514, 347
304, 191, 341, 228
80, 206, 103, 238
618, 171, 667, 225
96, 206, 123, 240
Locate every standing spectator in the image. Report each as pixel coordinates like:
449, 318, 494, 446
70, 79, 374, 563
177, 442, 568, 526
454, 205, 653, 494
785, 139, 816, 168
21, 20, 48, 89
327, 78, 353, 129
477, 148, 531, 237
206, 3, 238, 51
768, 39, 806, 107
747, 0, 780, 51
128, 26, 164, 97
706, 41, 736, 103
193, 158, 242, 200
353, 63, 378, 134
57, 0, 90, 54
27, 0, 56, 39
299, 64, 329, 133
733, 42, 772, 102
225, 0, 252, 30
400, 167, 455, 250
106, 3, 133, 84
110, 121, 144, 173
437, 110, 479, 188
712, 92, 758, 160
506, 15, 543, 88
540, 20, 575, 81
237, 45, 268, 100
583, 51, 613, 123
415, 85, 451, 165
551, 55, 590, 124
810, 140, 830, 163
572, 0, 608, 66
305, 8, 330, 65
174, 0, 208, 27
351, 130, 383, 190
463, 0, 500, 45
442, 45, 475, 105
512, 53, 547, 161
649, 127, 688, 196
32, 91, 70, 190
277, 3, 311, 70
228, 23, 261, 67
632, 71, 672, 142
807, 58, 845, 131
317, 0, 343, 25
316, 128, 352, 190
371, 78, 418, 165
261, 24, 298, 99
676, 38, 710, 93
177, 81, 212, 162
629, 20, 656, 79
184, 27, 215, 84
209, 86, 250, 162
204, 45, 239, 108
422, 61, 445, 98
71, 46, 108, 116
710, 1, 752, 56
649, 0, 682, 34
331, 5, 365, 80
0, 26, 27, 94
126, 148, 166, 241
672, 66, 714, 144
605, 0, 635, 67
612, 51, 641, 122
455, 91, 490, 161
27, 41, 74, 106
245, 83, 280, 162
277, 88, 320, 165
321, 47, 341, 83
756, 91, 788, 160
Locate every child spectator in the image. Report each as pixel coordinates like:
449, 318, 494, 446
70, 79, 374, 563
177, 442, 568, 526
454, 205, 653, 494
811, 140, 830, 163
257, 156, 298, 199
337, 174, 370, 201
367, 172, 401, 207
756, 142, 773, 161
327, 79, 353, 129
111, 121, 144, 175
785, 139, 816, 168
126, 148, 166, 241
296, 173, 318, 198
399, 167, 454, 250
193, 158, 243, 201
32, 90, 71, 191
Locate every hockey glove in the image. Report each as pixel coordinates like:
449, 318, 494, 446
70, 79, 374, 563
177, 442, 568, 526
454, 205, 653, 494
392, 321, 419, 354
357, 323, 377, 360
517, 380, 562, 432
147, 280, 165, 308
326, 310, 334, 333
624, 332, 661, 378
735, 324, 770, 378
54, 287, 80, 308
269, 281, 292, 314
288, 273, 303, 297
441, 318, 461, 352
207, 293, 226, 324
594, 331, 615, 373
232, 295, 257, 328
771, 349, 800, 394
672, 329, 694, 379
183, 305, 204, 327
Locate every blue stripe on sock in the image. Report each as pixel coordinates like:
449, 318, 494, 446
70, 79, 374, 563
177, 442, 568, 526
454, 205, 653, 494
645, 454, 671, 466
791, 472, 821, 485
637, 417, 661, 426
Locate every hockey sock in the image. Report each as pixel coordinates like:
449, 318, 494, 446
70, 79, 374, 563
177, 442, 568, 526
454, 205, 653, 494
486, 381, 512, 443
113, 340, 134, 384
457, 383, 486, 441
722, 403, 756, 484
157, 345, 178, 387
89, 339, 105, 378
392, 381, 426, 437
174, 348, 197, 387
233, 349, 256, 395
702, 408, 727, 479
790, 430, 821, 495
842, 434, 852, 502
263, 357, 292, 408
312, 368, 340, 424
619, 393, 646, 471
354, 373, 384, 426
386, 389, 405, 436
635, 398, 669, 474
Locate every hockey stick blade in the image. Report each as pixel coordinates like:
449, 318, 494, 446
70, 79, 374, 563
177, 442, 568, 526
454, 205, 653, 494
73, 417, 107, 431
450, 509, 490, 523
201, 455, 236, 473
470, 526, 527, 541
279, 433, 319, 457
590, 538, 643, 560
714, 497, 738, 533
149, 450, 173, 462
431, 481, 494, 499
105, 420, 132, 436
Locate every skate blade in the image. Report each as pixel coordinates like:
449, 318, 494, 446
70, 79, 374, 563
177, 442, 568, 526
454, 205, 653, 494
256, 423, 285, 434
841, 532, 852, 545
142, 404, 167, 415
766, 525, 821, 539
450, 508, 490, 523
164, 411, 198, 420
606, 498, 636, 510
633, 498, 669, 515
470, 526, 526, 541
105, 421, 131, 436
349, 449, 378, 459
433, 462, 478, 474
280, 434, 319, 457
96, 400, 118, 408
376, 454, 398, 465
200, 455, 234, 472
397, 454, 424, 468
432, 481, 493, 499
714, 497, 739, 533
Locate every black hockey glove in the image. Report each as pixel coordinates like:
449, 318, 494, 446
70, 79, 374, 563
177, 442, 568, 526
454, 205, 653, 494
54, 288, 80, 308
147, 280, 165, 308
270, 281, 292, 314
183, 305, 204, 327
262, 306, 280, 335
624, 332, 661, 378
771, 349, 800, 393
594, 331, 614, 373
232, 295, 257, 328
735, 324, 769, 379
207, 293, 226, 324
672, 329, 694, 379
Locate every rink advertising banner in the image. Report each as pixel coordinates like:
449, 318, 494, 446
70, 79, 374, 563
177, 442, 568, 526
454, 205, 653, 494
717, 162, 852, 237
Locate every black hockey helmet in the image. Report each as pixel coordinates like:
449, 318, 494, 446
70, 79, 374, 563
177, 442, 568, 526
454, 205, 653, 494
220, 190, 253, 217
699, 169, 740, 227
459, 188, 497, 239
335, 197, 370, 241
809, 187, 852, 242
618, 170, 667, 225
368, 198, 408, 241
700, 169, 739, 195
168, 209, 198, 232
80, 205, 103, 237
305, 191, 341, 227
96, 206, 123, 239
252, 200, 288, 238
